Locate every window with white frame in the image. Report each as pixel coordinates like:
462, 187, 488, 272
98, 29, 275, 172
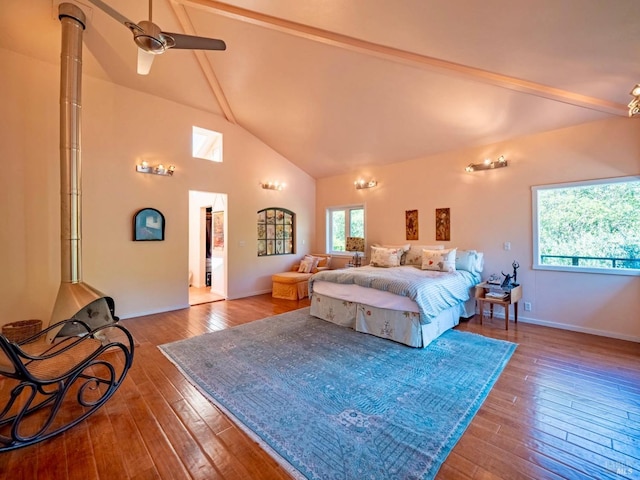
192, 126, 223, 162
532, 176, 639, 275
327, 205, 365, 254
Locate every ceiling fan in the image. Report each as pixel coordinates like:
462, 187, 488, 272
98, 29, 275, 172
87, 0, 226, 75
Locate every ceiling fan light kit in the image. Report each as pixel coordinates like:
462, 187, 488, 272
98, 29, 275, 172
130, 20, 171, 53
87, 0, 226, 75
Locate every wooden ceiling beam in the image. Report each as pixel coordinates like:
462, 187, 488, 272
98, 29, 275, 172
180, 0, 626, 116
169, 1, 237, 124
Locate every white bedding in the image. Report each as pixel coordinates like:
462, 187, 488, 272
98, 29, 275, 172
309, 291, 467, 347
308, 262, 481, 347
309, 265, 480, 325
312, 280, 420, 312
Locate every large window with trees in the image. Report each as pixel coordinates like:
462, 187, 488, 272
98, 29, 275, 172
532, 176, 639, 276
327, 205, 365, 254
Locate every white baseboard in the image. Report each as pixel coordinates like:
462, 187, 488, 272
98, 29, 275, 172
226, 289, 272, 300
518, 316, 640, 343
119, 303, 190, 320
118, 289, 274, 319
120, 301, 639, 344
479, 311, 640, 343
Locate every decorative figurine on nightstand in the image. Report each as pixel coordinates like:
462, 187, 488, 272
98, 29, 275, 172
501, 260, 520, 288
500, 272, 513, 289
511, 260, 520, 286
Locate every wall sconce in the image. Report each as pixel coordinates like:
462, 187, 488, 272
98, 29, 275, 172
354, 179, 377, 189
261, 181, 285, 190
628, 84, 640, 117
136, 161, 175, 176
465, 155, 508, 172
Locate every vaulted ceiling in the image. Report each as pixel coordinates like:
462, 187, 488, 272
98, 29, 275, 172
1, 0, 639, 178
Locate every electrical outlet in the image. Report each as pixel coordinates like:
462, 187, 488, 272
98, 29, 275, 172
503, 241, 511, 251
524, 302, 532, 311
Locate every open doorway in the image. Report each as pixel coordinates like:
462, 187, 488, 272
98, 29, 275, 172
188, 190, 227, 305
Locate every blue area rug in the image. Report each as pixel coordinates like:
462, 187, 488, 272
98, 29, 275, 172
159, 308, 516, 479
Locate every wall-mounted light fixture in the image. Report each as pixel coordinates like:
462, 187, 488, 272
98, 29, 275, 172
354, 179, 377, 189
465, 155, 508, 173
261, 181, 286, 190
628, 84, 640, 117
136, 161, 175, 176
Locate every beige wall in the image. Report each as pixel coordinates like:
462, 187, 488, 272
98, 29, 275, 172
2, 44, 638, 343
0, 47, 315, 324
316, 117, 640, 342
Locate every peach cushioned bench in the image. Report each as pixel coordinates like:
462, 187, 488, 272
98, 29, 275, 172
272, 254, 331, 300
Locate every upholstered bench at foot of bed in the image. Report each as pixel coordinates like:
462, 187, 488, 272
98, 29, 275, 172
272, 272, 312, 300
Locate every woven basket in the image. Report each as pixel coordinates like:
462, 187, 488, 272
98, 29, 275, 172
2, 319, 43, 343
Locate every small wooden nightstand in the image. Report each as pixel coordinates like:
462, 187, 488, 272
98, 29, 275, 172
475, 282, 523, 330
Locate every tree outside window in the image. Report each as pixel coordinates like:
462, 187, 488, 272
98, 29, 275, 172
533, 176, 639, 275
328, 205, 364, 253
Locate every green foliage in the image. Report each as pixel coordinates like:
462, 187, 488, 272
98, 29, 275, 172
332, 210, 346, 251
330, 207, 364, 252
538, 180, 639, 269
350, 209, 364, 237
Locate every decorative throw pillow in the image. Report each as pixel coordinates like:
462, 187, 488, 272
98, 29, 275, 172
421, 248, 457, 272
310, 255, 321, 270
298, 256, 315, 273
308, 255, 322, 272
405, 244, 445, 266
372, 243, 411, 264
369, 246, 401, 267
315, 255, 330, 268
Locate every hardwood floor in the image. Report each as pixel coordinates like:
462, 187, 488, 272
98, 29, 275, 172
1, 294, 638, 479
188, 286, 225, 306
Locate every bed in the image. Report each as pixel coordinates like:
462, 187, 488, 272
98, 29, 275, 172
309, 246, 483, 348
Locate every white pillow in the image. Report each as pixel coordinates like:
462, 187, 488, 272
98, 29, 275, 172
405, 244, 445, 266
297, 255, 316, 273
370, 246, 401, 267
421, 248, 457, 272
455, 250, 484, 274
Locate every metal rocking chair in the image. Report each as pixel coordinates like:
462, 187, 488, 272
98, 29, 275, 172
0, 319, 134, 451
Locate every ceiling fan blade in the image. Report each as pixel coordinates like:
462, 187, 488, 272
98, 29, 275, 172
86, 0, 136, 28
87, 0, 226, 74
162, 32, 226, 51
137, 48, 155, 75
